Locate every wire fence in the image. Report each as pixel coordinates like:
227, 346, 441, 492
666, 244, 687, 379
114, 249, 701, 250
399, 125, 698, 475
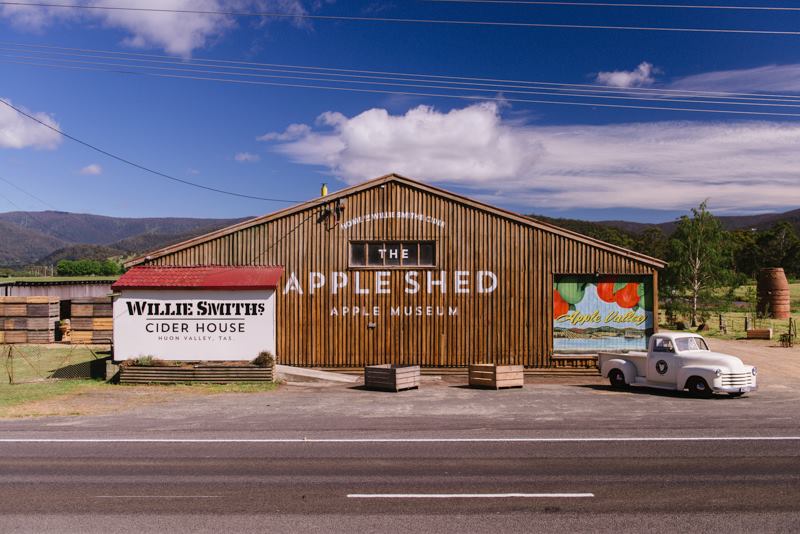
2, 344, 111, 385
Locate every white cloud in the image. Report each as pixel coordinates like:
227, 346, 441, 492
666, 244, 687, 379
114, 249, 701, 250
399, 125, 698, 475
79, 163, 103, 175
1, 1, 308, 57
669, 64, 800, 94
596, 62, 657, 88
262, 102, 800, 212
234, 151, 260, 162
0, 98, 62, 150
257, 123, 312, 141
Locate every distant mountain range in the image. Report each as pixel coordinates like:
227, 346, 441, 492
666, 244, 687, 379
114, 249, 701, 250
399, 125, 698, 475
1, 207, 798, 268
0, 211, 249, 267
533, 208, 800, 240
592, 208, 800, 236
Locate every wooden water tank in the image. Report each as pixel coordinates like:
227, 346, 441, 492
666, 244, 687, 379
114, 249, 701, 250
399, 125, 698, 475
757, 268, 791, 319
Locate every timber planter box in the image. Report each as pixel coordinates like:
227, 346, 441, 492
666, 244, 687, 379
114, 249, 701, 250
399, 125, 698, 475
119, 365, 274, 384
364, 364, 420, 392
469, 364, 524, 390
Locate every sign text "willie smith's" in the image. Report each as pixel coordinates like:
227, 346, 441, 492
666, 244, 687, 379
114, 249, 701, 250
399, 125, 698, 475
125, 301, 266, 317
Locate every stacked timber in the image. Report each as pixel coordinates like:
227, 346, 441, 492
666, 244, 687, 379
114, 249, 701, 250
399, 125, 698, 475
0, 296, 60, 344
70, 297, 113, 344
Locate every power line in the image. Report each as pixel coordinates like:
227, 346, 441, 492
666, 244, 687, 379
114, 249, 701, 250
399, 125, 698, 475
0, 174, 82, 243
0, 98, 301, 204
7, 56, 800, 118
4, 49, 800, 110
1, 1, 800, 35
5, 41, 800, 103
425, 1, 800, 12
0, 174, 58, 210
4, 40, 799, 102
6, 42, 800, 107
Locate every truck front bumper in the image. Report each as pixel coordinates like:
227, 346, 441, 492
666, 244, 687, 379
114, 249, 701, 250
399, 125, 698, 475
714, 384, 757, 393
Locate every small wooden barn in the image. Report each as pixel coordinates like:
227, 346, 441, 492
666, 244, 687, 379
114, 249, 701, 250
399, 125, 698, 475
125, 174, 665, 368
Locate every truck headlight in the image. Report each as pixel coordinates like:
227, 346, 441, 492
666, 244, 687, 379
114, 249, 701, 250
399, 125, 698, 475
752, 367, 757, 376
715, 369, 722, 377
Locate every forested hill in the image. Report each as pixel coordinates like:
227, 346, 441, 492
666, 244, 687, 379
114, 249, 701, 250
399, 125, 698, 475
0, 211, 249, 267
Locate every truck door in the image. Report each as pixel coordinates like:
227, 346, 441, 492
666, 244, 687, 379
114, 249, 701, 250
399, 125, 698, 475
648, 337, 679, 385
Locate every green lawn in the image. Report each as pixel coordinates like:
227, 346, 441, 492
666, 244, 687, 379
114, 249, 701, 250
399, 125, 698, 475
1, 345, 109, 385
0, 379, 111, 416
0, 343, 279, 417
662, 281, 799, 340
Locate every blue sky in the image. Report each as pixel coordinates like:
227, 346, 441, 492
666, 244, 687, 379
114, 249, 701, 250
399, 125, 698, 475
1, 0, 800, 223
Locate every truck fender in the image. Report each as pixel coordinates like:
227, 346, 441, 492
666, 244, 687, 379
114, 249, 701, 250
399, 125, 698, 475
601, 359, 636, 385
678, 366, 718, 390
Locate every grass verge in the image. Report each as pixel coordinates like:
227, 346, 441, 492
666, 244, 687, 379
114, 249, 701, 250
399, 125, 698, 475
0, 379, 279, 418
0, 379, 110, 417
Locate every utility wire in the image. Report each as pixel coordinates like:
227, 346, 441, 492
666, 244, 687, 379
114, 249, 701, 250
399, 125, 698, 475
0, 98, 301, 204
1, 2, 800, 35
7, 57, 800, 118
5, 41, 800, 102
424, 1, 800, 12
5, 50, 800, 110
0, 174, 59, 210
0, 174, 81, 243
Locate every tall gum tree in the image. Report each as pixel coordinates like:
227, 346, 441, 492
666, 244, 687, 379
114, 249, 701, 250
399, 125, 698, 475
667, 201, 733, 327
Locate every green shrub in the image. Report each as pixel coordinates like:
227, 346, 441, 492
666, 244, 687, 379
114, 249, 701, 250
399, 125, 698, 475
252, 351, 276, 368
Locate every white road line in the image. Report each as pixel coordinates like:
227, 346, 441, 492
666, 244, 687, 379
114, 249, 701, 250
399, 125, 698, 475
0, 436, 798, 443
347, 493, 595, 499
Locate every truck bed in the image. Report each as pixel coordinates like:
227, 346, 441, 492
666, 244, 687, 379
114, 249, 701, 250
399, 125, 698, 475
598, 351, 647, 377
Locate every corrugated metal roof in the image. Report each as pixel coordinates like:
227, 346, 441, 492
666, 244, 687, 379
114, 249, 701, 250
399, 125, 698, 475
112, 266, 284, 290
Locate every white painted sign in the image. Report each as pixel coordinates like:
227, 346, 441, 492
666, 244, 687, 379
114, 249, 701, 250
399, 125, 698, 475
340, 211, 446, 230
113, 289, 275, 362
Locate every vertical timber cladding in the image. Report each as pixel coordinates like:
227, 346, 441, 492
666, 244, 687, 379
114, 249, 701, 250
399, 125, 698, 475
140, 175, 663, 367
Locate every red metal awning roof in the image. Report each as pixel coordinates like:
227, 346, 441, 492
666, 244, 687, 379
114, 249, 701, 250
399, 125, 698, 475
112, 266, 284, 290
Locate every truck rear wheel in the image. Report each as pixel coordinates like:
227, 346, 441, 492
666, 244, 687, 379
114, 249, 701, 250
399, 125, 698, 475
687, 377, 713, 398
609, 369, 627, 388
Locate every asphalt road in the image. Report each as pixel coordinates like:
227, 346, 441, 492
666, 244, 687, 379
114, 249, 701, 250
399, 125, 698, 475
1, 437, 799, 532
2, 366, 800, 533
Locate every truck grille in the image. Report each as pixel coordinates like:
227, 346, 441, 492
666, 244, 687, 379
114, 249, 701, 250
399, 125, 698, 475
721, 372, 752, 387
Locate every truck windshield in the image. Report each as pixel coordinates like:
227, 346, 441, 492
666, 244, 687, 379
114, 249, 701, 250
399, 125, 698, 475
675, 337, 709, 351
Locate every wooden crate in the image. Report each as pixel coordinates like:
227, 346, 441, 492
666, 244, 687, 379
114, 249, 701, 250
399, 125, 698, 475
2, 304, 27, 317
70, 331, 94, 344
71, 304, 95, 317
4, 318, 27, 330
364, 364, 421, 392
0, 297, 26, 304
746, 328, 773, 340
27, 303, 59, 317
25, 296, 58, 304
4, 331, 27, 344
93, 304, 113, 317
26, 317, 54, 331
92, 318, 114, 330
469, 364, 524, 390
119, 365, 274, 384
70, 318, 94, 330
26, 330, 55, 344
91, 330, 113, 343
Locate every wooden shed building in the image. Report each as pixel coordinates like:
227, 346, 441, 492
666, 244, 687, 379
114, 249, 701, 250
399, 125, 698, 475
125, 174, 666, 368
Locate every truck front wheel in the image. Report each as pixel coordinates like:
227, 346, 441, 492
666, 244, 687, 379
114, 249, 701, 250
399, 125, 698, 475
686, 377, 713, 398
609, 369, 627, 388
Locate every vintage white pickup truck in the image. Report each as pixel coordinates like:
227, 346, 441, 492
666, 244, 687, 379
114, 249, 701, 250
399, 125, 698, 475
599, 332, 757, 397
